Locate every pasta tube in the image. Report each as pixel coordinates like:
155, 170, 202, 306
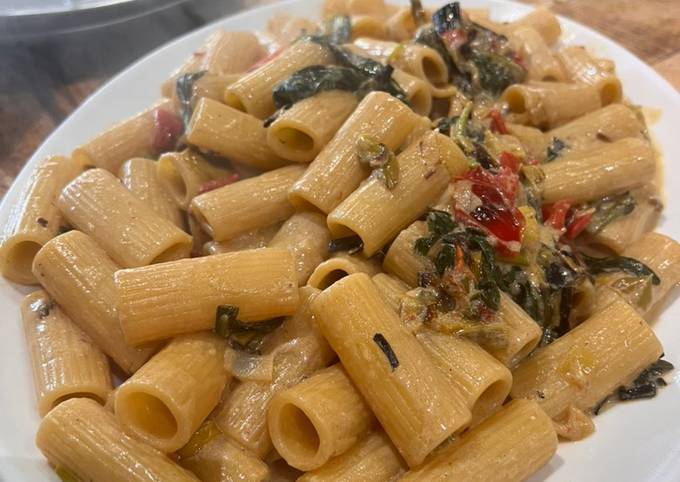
115, 333, 229, 452
596, 232, 680, 316
119, 158, 185, 228
416, 331, 512, 425
503, 81, 602, 129
204, 223, 281, 255
489, 293, 543, 367
307, 252, 381, 289
400, 400, 558, 482
587, 184, 662, 253
214, 287, 335, 457
312, 273, 471, 467
559, 45, 622, 105
327, 131, 466, 256
115, 248, 299, 345
289, 91, 419, 214
509, 27, 565, 81
351, 15, 388, 39
36, 398, 198, 481
268, 211, 332, 285
503, 7, 561, 45
541, 138, 655, 204
0, 155, 80, 285
156, 148, 235, 210
268, 364, 375, 471
372, 272, 409, 312
511, 297, 663, 418
22, 290, 112, 417
382, 220, 433, 287
392, 68, 433, 115
225, 39, 334, 118
297, 429, 406, 482
32, 231, 155, 373
201, 31, 266, 75
187, 98, 288, 171
266, 91, 358, 163
547, 103, 645, 151
72, 99, 176, 173
191, 164, 304, 241
180, 432, 270, 482
58, 168, 192, 267
352, 38, 448, 87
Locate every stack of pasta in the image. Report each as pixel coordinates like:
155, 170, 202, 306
2, 0, 679, 481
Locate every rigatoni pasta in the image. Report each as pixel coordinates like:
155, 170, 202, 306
289, 91, 419, 214
37, 398, 199, 481
32, 231, 156, 373
72, 99, 178, 173
312, 273, 471, 467
191, 164, 304, 241
225, 39, 334, 118
156, 148, 235, 210
268, 211, 332, 285
119, 157, 185, 228
400, 400, 558, 482
10, 1, 679, 480
0, 155, 80, 284
327, 130, 466, 256
115, 333, 229, 452
297, 429, 406, 482
541, 137, 655, 203
22, 290, 112, 417
58, 168, 192, 267
268, 364, 375, 470
115, 247, 299, 345
187, 98, 289, 171
266, 91, 358, 163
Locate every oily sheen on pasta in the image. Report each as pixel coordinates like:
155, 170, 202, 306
2, 1, 677, 481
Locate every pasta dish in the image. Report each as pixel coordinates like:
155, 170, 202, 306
1, 0, 678, 480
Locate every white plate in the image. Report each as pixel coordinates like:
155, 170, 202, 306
1, 0, 679, 480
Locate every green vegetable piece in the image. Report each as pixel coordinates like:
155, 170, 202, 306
214, 304, 239, 338
176, 70, 207, 127
357, 134, 399, 189
545, 137, 568, 162
273, 65, 364, 109
585, 192, 636, 235
582, 254, 660, 285
472, 51, 526, 95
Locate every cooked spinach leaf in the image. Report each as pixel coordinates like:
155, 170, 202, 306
471, 51, 526, 95
176, 70, 207, 127
617, 358, 674, 401
432, 2, 463, 35
214, 304, 283, 351
581, 254, 660, 285
272, 65, 365, 108
328, 235, 364, 254
585, 192, 636, 235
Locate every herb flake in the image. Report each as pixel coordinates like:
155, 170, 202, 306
546, 137, 567, 162
373, 333, 399, 370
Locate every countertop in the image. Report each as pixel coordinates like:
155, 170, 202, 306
0, 0, 678, 197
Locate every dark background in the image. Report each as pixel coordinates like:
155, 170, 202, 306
0, 0, 678, 197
